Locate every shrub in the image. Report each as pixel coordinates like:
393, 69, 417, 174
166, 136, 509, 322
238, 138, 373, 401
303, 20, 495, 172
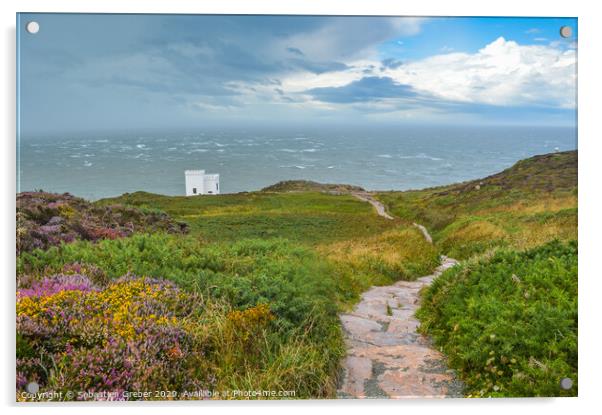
417, 240, 577, 397
17, 275, 213, 400
17, 235, 348, 398
16, 191, 187, 254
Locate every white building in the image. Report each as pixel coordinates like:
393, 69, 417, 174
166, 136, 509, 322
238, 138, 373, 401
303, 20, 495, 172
185, 170, 220, 196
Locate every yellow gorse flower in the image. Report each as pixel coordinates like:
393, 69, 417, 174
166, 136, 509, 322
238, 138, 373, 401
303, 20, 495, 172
17, 278, 186, 343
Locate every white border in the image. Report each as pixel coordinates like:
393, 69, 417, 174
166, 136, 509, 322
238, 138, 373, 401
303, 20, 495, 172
2, 1, 601, 414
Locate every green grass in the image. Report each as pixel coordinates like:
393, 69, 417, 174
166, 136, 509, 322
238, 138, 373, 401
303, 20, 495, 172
417, 240, 577, 397
18, 235, 347, 397
97, 188, 441, 300
17, 227, 439, 397
99, 191, 396, 245
377, 151, 577, 259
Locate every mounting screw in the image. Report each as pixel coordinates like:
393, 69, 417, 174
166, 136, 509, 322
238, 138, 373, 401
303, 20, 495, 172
26, 21, 40, 34
559, 26, 572, 38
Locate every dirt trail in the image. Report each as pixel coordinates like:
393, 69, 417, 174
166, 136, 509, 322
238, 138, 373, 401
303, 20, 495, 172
339, 193, 462, 398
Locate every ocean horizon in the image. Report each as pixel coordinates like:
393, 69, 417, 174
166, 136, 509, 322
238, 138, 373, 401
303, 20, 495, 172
18, 124, 577, 200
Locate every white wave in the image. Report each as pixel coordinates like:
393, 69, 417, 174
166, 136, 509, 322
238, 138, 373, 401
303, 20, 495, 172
398, 153, 443, 161
278, 164, 312, 169
279, 149, 298, 153
377, 154, 393, 158
302, 148, 318, 153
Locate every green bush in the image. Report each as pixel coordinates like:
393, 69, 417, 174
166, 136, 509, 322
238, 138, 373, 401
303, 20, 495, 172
20, 234, 343, 332
417, 240, 577, 397
18, 233, 354, 397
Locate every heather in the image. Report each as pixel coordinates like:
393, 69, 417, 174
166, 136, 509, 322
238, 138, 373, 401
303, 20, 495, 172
17, 236, 351, 399
17, 273, 323, 400
16, 191, 187, 254
17, 275, 211, 399
416, 240, 578, 397
17, 273, 98, 298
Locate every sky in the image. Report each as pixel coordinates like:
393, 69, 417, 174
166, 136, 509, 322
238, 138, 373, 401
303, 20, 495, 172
17, 14, 577, 135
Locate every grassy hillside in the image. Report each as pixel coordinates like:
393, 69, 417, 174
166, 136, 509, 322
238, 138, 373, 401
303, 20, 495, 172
16, 150, 578, 399
99, 189, 441, 290
261, 180, 364, 193
377, 151, 577, 259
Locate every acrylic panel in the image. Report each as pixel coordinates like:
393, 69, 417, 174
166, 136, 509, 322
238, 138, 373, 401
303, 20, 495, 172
16, 13, 578, 401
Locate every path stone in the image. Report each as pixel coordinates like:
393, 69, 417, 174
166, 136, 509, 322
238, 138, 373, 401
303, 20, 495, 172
337, 257, 463, 399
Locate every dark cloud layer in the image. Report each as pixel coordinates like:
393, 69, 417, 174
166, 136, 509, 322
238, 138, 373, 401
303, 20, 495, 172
20, 14, 423, 133
306, 77, 417, 103
17, 14, 575, 133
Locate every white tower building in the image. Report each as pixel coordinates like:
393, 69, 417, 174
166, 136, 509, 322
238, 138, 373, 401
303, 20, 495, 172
185, 170, 220, 196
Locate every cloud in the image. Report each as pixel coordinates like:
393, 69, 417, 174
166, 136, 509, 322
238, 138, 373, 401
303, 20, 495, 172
287, 58, 350, 75
386, 37, 576, 109
19, 14, 574, 132
53, 15, 423, 103
305, 76, 418, 103
273, 17, 426, 61
286, 47, 304, 56
285, 37, 575, 111
381, 58, 403, 70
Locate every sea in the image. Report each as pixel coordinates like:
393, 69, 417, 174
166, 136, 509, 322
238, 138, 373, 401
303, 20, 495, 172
17, 125, 577, 201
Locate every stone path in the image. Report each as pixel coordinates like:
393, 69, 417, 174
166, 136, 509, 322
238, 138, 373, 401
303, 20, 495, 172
412, 223, 433, 244
352, 192, 395, 220
339, 192, 463, 398
337, 257, 463, 399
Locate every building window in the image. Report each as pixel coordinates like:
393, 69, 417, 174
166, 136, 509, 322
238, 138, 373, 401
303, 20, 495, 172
192, 187, 197, 194
216, 183, 219, 191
